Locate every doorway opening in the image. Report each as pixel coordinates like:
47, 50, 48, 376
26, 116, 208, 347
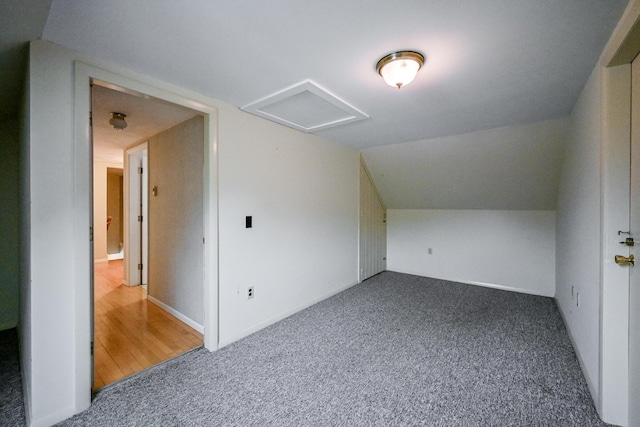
91, 83, 205, 390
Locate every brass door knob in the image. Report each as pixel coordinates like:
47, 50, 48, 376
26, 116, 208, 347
615, 254, 635, 266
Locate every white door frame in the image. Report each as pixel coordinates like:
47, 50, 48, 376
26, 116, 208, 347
124, 143, 148, 287
598, 1, 640, 425
74, 61, 219, 410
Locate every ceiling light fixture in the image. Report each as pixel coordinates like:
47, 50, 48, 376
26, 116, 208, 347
376, 51, 425, 89
109, 112, 127, 130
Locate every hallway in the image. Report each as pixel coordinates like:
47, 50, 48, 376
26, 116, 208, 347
93, 260, 203, 390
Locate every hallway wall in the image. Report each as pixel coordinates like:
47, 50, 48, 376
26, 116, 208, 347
93, 161, 122, 263
148, 116, 204, 326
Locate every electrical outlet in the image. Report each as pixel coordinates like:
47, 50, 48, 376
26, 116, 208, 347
247, 286, 254, 299
428, 248, 433, 255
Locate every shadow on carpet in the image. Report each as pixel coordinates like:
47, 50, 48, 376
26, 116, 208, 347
0, 328, 26, 427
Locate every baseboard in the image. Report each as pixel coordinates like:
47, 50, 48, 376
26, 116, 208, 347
107, 253, 123, 260
218, 280, 359, 349
29, 404, 76, 427
387, 269, 554, 298
555, 299, 599, 411
94, 258, 109, 264
146, 295, 204, 334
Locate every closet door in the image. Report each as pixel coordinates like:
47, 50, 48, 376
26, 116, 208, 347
359, 161, 386, 281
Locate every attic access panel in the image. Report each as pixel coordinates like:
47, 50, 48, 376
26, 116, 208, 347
241, 80, 368, 133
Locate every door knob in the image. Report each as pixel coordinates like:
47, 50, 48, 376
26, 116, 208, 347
614, 254, 635, 266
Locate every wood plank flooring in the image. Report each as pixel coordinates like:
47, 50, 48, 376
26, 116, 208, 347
93, 260, 203, 390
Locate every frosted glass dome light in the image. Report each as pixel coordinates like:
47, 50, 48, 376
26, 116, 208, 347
376, 51, 425, 89
109, 112, 128, 130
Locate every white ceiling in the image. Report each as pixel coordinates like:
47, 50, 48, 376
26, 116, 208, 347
0, 0, 629, 209
92, 85, 200, 164
40, 0, 626, 150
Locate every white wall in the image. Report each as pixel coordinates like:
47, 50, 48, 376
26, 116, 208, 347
23, 40, 359, 426
23, 41, 78, 427
0, 118, 20, 330
388, 209, 556, 297
217, 103, 359, 345
148, 116, 204, 327
555, 66, 603, 403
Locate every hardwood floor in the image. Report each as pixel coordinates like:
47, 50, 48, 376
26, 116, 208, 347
93, 260, 203, 390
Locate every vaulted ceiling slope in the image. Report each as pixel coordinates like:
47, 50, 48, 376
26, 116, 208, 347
39, 0, 626, 150
362, 118, 569, 210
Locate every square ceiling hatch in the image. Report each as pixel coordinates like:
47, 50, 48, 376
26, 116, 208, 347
241, 80, 368, 133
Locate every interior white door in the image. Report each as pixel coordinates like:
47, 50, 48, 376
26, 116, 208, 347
629, 54, 640, 427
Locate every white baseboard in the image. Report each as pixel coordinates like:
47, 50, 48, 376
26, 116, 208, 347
29, 404, 76, 427
387, 269, 554, 298
107, 253, 124, 260
555, 299, 599, 410
146, 295, 204, 334
218, 280, 359, 349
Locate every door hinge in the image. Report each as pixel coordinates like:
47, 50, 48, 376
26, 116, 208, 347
89, 226, 93, 242
90, 341, 94, 356
138, 215, 143, 222
138, 263, 143, 271
138, 167, 143, 174
89, 111, 92, 127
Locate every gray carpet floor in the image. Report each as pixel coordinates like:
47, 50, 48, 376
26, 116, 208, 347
0, 328, 26, 426
8, 272, 610, 426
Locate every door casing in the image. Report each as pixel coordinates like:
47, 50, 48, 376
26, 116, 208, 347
73, 61, 219, 411
124, 143, 148, 287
